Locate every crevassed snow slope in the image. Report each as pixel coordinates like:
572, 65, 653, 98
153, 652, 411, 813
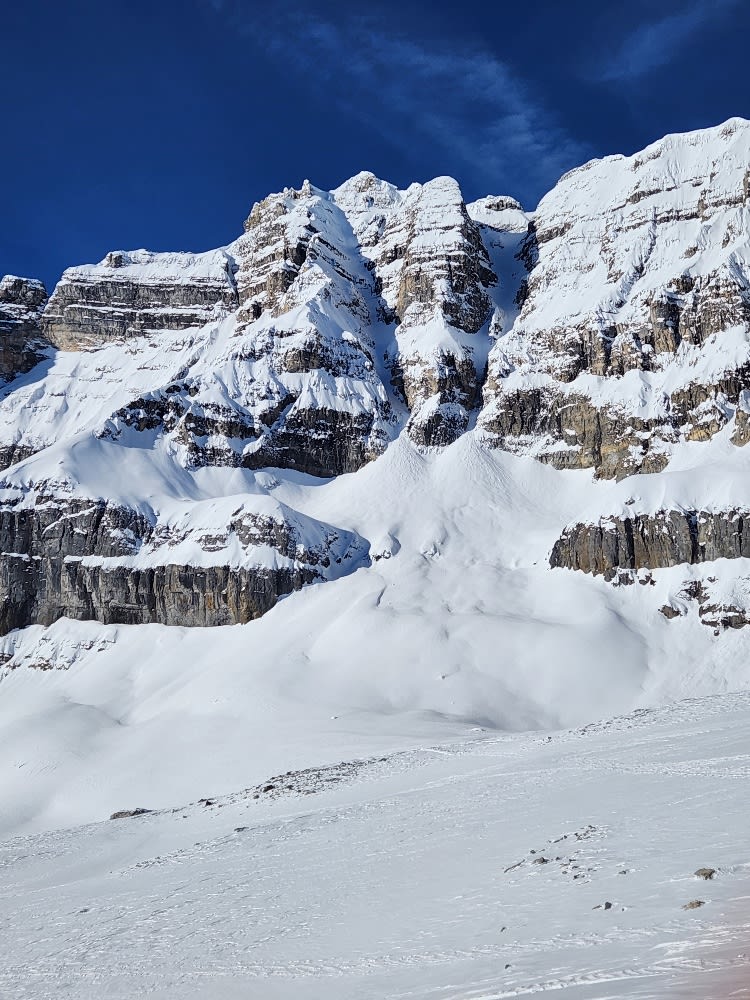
1, 692, 749, 999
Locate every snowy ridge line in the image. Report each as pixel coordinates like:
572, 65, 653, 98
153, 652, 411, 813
560, 503, 750, 524
58, 247, 238, 284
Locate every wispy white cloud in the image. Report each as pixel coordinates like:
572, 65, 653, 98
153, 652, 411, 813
208, 3, 588, 202
599, 0, 740, 81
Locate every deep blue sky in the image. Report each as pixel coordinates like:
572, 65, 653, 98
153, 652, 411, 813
3, 0, 749, 291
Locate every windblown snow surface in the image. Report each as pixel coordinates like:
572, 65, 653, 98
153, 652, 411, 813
2, 689, 750, 999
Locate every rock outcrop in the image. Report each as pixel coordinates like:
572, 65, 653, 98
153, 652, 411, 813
551, 506, 750, 630
334, 173, 503, 445
481, 119, 750, 479
212, 181, 397, 474
731, 389, 750, 445
42, 249, 239, 350
550, 508, 750, 576
0, 275, 48, 383
0, 486, 367, 634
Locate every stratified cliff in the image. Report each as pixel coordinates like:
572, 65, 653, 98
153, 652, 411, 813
480, 118, 750, 480
0, 485, 366, 632
550, 508, 750, 575
42, 249, 239, 350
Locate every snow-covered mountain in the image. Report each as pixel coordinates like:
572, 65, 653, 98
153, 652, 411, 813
5, 120, 750, 638
482, 119, 750, 473
2, 119, 750, 997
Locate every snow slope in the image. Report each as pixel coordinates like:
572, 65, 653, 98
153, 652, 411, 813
3, 430, 750, 837
1, 691, 749, 999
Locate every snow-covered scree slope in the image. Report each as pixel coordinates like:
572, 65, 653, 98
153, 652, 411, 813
1, 693, 749, 999
3, 433, 750, 836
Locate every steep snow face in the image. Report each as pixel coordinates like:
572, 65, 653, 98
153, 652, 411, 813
466, 194, 531, 343
481, 117, 750, 480
43, 249, 239, 350
523, 117, 750, 343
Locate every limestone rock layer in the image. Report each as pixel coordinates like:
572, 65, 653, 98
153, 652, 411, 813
0, 487, 367, 634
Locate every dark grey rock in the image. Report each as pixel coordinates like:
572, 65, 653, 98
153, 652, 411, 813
0, 275, 49, 384
0, 493, 366, 634
110, 808, 152, 820
694, 868, 717, 880
551, 509, 750, 576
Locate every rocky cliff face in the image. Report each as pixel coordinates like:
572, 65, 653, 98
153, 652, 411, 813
6, 119, 750, 635
0, 275, 48, 384
550, 508, 750, 577
480, 118, 750, 480
0, 484, 367, 634
345, 175, 496, 445
42, 249, 239, 350
332, 173, 516, 446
